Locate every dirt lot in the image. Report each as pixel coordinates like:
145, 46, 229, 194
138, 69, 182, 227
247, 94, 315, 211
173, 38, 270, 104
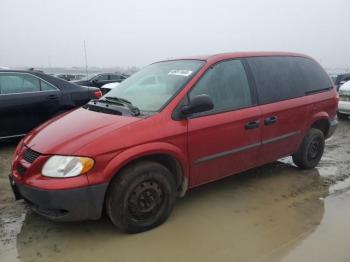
1, 120, 350, 262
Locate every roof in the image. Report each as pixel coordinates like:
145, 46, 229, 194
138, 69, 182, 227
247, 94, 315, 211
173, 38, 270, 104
0, 69, 44, 74
163, 51, 312, 64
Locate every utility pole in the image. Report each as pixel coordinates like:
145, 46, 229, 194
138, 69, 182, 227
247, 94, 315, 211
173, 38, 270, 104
84, 40, 88, 78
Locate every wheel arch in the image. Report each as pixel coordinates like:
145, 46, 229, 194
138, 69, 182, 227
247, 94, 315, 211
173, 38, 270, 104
309, 112, 330, 137
103, 142, 189, 197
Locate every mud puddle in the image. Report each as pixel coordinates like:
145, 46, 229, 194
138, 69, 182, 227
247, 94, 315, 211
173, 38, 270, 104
0, 121, 350, 262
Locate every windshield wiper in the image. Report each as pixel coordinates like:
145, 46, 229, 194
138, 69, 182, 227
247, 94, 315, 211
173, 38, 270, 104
104, 96, 141, 116
105, 96, 133, 105
91, 98, 123, 106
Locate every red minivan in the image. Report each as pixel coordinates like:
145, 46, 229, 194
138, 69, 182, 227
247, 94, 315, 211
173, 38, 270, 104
9, 52, 338, 233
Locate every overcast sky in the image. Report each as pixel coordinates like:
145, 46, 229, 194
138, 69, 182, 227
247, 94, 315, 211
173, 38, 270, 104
1, 0, 349, 69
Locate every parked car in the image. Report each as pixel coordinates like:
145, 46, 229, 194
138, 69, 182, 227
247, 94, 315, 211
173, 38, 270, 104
72, 73, 127, 88
9, 52, 338, 233
99, 74, 155, 95
54, 74, 85, 81
338, 80, 350, 119
100, 82, 120, 95
333, 73, 350, 91
0, 70, 102, 140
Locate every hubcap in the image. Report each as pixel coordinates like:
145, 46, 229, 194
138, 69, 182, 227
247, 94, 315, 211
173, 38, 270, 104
128, 180, 164, 220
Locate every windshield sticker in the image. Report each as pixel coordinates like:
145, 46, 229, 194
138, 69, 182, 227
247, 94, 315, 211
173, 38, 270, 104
168, 70, 193, 77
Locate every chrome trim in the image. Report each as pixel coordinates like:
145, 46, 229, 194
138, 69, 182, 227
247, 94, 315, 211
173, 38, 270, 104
0, 134, 26, 139
195, 131, 301, 164
0, 72, 59, 95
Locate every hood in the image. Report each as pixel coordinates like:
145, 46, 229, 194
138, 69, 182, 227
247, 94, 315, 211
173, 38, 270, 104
340, 81, 350, 91
24, 108, 141, 155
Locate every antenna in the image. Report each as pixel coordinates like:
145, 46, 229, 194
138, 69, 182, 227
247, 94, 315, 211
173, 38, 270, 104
84, 40, 88, 78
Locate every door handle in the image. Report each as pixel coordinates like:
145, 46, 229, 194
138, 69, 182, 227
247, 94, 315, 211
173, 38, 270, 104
264, 116, 278, 125
46, 94, 58, 100
245, 120, 260, 130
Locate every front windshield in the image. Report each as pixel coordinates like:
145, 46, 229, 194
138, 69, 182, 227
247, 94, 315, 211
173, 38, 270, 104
103, 60, 204, 112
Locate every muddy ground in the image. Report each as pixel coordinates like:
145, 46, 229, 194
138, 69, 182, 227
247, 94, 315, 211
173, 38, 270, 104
1, 120, 350, 262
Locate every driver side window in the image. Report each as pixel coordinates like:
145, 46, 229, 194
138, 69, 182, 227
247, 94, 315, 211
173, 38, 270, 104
189, 59, 252, 114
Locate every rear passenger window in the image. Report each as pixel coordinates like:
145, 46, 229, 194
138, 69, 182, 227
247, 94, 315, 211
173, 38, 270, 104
41, 80, 56, 91
293, 57, 332, 94
247, 57, 305, 104
189, 59, 252, 114
0, 74, 40, 94
110, 74, 121, 81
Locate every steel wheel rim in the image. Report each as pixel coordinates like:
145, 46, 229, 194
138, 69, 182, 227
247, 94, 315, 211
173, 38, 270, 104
127, 180, 164, 220
307, 137, 322, 161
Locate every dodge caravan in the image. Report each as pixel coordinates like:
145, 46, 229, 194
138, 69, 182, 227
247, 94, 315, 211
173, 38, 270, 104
9, 52, 338, 233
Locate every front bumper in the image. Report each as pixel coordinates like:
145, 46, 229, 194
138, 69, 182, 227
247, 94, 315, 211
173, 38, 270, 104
9, 175, 108, 221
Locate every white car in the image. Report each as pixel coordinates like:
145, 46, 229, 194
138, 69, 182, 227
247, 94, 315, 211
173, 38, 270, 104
100, 82, 120, 95
338, 80, 350, 119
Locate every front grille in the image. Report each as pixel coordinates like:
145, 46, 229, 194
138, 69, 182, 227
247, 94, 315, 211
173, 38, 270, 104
16, 165, 27, 176
23, 148, 41, 163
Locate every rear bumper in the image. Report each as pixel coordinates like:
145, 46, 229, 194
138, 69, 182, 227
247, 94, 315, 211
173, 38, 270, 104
9, 176, 108, 221
326, 118, 338, 139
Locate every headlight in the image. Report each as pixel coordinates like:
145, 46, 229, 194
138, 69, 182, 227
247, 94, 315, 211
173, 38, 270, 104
42, 156, 94, 178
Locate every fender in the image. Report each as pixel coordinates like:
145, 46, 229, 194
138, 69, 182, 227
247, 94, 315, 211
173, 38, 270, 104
102, 142, 189, 183
309, 111, 330, 127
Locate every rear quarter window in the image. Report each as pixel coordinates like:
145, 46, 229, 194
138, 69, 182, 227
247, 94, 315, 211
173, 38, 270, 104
293, 57, 332, 94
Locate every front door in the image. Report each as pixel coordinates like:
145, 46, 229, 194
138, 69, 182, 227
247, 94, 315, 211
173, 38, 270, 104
186, 59, 262, 187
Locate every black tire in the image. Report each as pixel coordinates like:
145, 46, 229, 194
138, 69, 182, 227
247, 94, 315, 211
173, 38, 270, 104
292, 128, 325, 169
106, 161, 176, 233
337, 112, 348, 120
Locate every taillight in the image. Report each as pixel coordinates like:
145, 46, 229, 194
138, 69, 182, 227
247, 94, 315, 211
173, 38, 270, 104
94, 90, 102, 99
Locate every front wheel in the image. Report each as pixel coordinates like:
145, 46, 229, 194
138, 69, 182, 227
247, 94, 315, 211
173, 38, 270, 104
106, 161, 176, 233
292, 128, 325, 169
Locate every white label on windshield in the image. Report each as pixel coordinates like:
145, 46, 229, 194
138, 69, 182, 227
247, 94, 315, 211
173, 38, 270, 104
168, 70, 193, 77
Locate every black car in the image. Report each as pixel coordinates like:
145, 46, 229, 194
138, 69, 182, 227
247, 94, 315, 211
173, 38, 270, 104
54, 74, 85, 81
0, 70, 101, 140
72, 73, 127, 88
333, 73, 350, 91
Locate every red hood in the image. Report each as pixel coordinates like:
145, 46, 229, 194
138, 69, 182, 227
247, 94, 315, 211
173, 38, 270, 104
24, 108, 141, 155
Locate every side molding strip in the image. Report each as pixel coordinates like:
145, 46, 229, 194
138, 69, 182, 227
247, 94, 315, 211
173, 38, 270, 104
195, 130, 301, 164
0, 134, 26, 140
261, 131, 301, 145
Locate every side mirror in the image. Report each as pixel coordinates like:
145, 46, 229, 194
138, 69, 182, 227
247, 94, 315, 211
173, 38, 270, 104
92, 79, 99, 83
181, 94, 214, 115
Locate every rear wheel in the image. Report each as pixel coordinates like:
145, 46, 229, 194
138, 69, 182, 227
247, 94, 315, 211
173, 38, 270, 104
106, 161, 176, 233
337, 112, 349, 120
292, 128, 325, 169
